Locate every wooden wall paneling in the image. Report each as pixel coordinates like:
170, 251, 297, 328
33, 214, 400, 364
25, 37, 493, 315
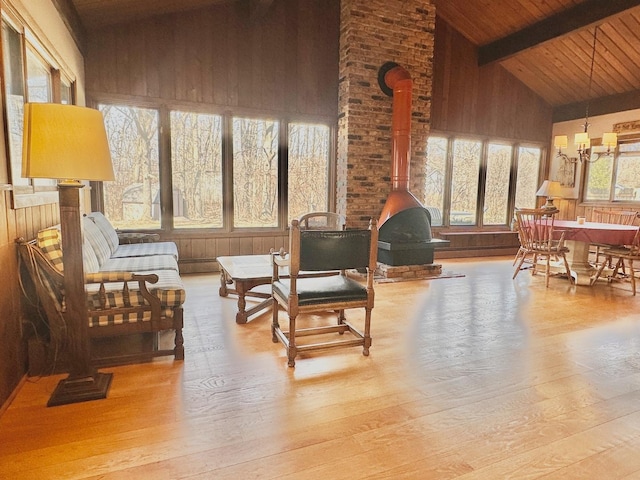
250, 11, 264, 111
238, 236, 253, 254
190, 237, 207, 260
233, 1, 253, 109
114, 24, 133, 95
229, 237, 240, 255
283, 0, 299, 115
259, 1, 284, 112
199, 8, 215, 105
205, 237, 217, 259
211, 5, 230, 107
215, 237, 230, 257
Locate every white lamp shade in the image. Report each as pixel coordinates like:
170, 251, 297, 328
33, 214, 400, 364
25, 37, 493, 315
554, 135, 568, 149
536, 180, 562, 198
574, 132, 590, 149
22, 103, 115, 182
602, 132, 618, 148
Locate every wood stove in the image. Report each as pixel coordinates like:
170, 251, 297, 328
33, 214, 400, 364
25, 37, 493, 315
377, 62, 449, 266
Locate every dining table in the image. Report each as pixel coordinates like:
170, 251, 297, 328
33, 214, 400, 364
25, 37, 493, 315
553, 220, 639, 286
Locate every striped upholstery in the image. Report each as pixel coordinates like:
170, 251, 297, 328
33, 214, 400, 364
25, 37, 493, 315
112, 241, 179, 260
82, 237, 100, 274
99, 254, 178, 273
37, 227, 64, 272
83, 216, 112, 266
87, 212, 120, 253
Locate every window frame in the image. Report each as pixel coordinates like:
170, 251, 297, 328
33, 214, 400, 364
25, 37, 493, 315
425, 132, 545, 229
90, 97, 336, 235
1, 11, 77, 208
581, 133, 640, 205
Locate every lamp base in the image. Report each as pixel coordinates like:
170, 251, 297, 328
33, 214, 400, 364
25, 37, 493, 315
47, 372, 113, 407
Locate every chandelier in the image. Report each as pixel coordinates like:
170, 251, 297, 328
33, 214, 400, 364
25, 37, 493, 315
553, 25, 617, 164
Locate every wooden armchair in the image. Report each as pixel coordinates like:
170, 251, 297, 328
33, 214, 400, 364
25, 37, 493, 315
513, 208, 574, 287
271, 218, 378, 367
590, 209, 638, 268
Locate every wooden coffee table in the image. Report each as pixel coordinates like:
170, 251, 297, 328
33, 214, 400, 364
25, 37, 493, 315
217, 255, 277, 324
217, 254, 338, 324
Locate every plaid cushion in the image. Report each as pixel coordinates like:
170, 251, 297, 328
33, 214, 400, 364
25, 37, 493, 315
85, 269, 186, 310
37, 227, 63, 272
99, 254, 179, 273
111, 241, 179, 260
87, 212, 120, 254
83, 216, 112, 266
89, 307, 177, 327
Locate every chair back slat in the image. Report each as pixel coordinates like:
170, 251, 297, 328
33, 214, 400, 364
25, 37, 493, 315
514, 208, 555, 249
592, 209, 638, 226
297, 212, 346, 231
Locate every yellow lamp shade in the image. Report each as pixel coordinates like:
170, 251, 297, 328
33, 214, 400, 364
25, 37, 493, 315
602, 132, 618, 149
554, 135, 568, 149
574, 132, 590, 149
22, 103, 115, 182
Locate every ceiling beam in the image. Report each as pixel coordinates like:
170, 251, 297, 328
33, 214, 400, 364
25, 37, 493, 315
478, 0, 640, 66
553, 89, 640, 123
50, 0, 86, 56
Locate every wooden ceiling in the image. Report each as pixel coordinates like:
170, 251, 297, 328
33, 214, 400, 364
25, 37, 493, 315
62, 0, 640, 120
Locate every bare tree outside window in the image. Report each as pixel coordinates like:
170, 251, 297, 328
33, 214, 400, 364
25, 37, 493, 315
170, 111, 223, 228
484, 143, 512, 225
424, 136, 446, 225
514, 147, 542, 209
287, 123, 330, 222
232, 117, 279, 228
100, 104, 160, 229
450, 139, 481, 225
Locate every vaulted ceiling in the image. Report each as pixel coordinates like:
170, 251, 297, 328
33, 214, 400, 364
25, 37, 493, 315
60, 0, 640, 121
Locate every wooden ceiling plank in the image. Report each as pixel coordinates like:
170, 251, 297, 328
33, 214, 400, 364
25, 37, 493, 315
478, 0, 640, 66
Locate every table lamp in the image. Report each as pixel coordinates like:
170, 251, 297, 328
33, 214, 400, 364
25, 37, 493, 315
22, 103, 115, 407
536, 180, 562, 213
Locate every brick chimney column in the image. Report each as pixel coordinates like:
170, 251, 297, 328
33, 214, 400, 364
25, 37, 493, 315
337, 0, 435, 228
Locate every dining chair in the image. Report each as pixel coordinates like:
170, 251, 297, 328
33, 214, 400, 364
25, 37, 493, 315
591, 228, 640, 294
271, 218, 377, 367
590, 209, 638, 268
513, 208, 574, 287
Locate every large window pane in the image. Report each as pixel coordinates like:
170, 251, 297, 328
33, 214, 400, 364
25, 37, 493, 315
100, 105, 160, 229
450, 139, 481, 225
2, 21, 28, 187
614, 154, 640, 201
584, 156, 613, 201
424, 136, 447, 226
484, 143, 512, 225
514, 146, 541, 209
287, 123, 330, 222
26, 48, 51, 103
170, 111, 223, 228
232, 117, 279, 228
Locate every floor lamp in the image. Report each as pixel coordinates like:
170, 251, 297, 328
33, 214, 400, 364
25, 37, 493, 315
22, 103, 115, 406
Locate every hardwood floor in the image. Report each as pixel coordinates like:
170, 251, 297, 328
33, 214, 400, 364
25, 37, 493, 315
3, 256, 640, 479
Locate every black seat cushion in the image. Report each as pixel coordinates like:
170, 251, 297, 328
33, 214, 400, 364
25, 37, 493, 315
273, 275, 367, 306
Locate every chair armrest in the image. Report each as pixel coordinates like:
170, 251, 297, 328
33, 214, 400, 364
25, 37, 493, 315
271, 249, 289, 280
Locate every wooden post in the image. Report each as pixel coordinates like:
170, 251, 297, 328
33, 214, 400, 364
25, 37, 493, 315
47, 183, 112, 407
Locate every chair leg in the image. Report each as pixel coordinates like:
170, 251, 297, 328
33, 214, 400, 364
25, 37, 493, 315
271, 300, 279, 343
287, 315, 297, 367
363, 307, 372, 356
561, 254, 574, 285
513, 253, 528, 279
630, 259, 636, 296
545, 254, 551, 288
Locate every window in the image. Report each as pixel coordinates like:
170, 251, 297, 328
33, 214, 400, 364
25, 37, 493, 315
484, 143, 512, 225
99, 104, 161, 229
232, 117, 279, 228
1, 16, 76, 205
170, 111, 223, 229
97, 101, 333, 232
425, 135, 543, 228
287, 122, 330, 222
584, 139, 640, 202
